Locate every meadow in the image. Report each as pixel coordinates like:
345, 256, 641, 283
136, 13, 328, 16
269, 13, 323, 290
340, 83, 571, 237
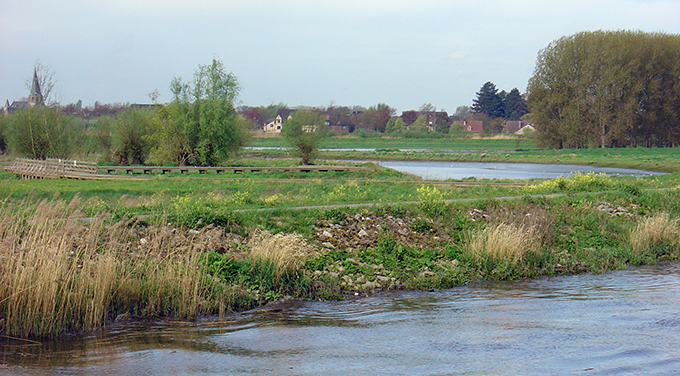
2, 136, 680, 338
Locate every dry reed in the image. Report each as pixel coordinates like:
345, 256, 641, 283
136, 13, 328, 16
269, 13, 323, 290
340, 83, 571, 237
469, 223, 541, 266
0, 197, 232, 338
247, 230, 317, 278
630, 213, 680, 254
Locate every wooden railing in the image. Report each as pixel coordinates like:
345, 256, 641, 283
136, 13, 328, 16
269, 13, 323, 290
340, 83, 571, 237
5, 158, 98, 179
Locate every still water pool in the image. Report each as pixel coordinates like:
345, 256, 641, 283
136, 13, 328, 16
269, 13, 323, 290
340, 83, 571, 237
379, 161, 667, 180
3, 263, 680, 375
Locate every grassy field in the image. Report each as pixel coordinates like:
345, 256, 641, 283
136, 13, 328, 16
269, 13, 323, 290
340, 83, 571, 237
250, 134, 536, 151
2, 137, 680, 338
245, 135, 680, 173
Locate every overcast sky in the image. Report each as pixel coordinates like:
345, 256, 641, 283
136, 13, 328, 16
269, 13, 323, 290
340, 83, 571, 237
2, 0, 679, 113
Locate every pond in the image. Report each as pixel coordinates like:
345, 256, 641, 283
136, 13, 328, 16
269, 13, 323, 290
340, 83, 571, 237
3, 263, 680, 375
379, 161, 667, 180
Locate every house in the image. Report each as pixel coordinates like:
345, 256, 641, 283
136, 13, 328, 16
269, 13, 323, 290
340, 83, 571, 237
463, 120, 483, 134
505, 120, 532, 134
263, 109, 296, 133
515, 124, 535, 135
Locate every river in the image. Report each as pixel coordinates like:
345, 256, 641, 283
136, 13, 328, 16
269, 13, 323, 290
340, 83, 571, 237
3, 263, 680, 375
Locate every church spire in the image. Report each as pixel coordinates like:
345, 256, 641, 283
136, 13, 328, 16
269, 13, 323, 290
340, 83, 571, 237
28, 68, 43, 106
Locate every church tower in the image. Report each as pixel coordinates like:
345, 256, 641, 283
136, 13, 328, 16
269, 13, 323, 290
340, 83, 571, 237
28, 68, 43, 106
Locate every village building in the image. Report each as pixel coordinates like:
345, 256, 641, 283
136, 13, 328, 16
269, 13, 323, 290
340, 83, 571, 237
463, 120, 484, 134
262, 108, 296, 133
3, 69, 43, 115
505, 120, 532, 134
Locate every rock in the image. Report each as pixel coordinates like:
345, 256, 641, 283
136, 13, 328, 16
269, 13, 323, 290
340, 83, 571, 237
322, 230, 333, 239
357, 229, 368, 237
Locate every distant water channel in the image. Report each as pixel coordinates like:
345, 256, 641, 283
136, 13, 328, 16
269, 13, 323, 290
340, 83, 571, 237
379, 161, 667, 180
4, 263, 680, 375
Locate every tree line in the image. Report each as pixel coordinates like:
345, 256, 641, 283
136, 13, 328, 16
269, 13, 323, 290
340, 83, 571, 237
527, 30, 680, 148
0, 59, 251, 166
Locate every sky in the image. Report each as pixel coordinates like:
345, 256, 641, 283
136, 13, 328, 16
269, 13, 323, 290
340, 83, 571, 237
2, 0, 680, 114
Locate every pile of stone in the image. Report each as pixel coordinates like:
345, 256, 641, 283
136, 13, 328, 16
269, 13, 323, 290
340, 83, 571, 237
312, 213, 450, 251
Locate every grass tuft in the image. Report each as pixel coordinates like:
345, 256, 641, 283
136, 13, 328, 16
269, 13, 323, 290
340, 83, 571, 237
630, 213, 679, 256
469, 223, 541, 266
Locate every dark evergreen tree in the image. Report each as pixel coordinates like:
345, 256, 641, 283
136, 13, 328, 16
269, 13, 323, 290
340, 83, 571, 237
472, 82, 504, 118
503, 88, 528, 120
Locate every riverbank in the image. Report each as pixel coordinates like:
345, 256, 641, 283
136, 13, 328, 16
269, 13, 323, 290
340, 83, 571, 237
2, 171, 680, 338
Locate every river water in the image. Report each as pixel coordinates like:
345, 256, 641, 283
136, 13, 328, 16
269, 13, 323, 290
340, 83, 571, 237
3, 263, 680, 375
379, 161, 667, 180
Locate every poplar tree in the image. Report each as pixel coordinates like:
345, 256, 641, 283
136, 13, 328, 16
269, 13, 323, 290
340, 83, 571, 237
527, 30, 680, 148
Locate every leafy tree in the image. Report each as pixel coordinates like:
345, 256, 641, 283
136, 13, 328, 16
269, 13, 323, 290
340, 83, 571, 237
527, 30, 680, 148
282, 110, 329, 165
7, 106, 81, 159
149, 58, 249, 166
385, 117, 406, 133
472, 82, 504, 119
112, 109, 153, 165
409, 115, 429, 133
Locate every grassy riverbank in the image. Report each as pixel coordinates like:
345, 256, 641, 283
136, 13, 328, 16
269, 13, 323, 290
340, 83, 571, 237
1, 166, 680, 338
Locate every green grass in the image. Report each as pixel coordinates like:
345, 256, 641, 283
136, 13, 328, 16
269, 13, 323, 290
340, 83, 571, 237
249, 135, 536, 151
245, 136, 680, 173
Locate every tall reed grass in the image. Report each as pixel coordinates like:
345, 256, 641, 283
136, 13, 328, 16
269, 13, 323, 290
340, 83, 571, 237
630, 213, 680, 255
0, 196, 234, 338
468, 223, 541, 266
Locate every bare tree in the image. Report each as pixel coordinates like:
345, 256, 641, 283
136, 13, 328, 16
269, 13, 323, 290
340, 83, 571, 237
25, 60, 57, 105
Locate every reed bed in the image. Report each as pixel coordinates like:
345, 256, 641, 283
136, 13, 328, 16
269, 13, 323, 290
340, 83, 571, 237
0, 196, 235, 338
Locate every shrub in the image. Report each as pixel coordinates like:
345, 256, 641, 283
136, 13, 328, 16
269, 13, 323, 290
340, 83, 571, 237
7, 106, 82, 159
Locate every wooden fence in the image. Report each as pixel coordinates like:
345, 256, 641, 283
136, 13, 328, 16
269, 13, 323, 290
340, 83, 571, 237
4, 158, 98, 179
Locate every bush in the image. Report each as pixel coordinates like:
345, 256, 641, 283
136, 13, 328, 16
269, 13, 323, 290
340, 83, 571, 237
7, 106, 82, 159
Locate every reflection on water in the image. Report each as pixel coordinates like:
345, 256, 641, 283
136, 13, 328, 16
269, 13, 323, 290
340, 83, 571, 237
3, 263, 680, 375
379, 161, 667, 180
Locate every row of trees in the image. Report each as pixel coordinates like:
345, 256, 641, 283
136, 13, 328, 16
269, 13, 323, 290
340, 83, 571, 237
1, 59, 251, 166
472, 82, 528, 121
527, 30, 680, 148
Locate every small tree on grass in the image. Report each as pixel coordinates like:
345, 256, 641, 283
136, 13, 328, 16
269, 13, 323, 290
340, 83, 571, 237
149, 58, 250, 166
282, 110, 329, 165
7, 106, 81, 159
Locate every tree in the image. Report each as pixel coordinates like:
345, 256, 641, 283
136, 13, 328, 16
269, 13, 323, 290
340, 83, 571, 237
7, 106, 81, 159
472, 82, 504, 119
149, 58, 249, 166
401, 110, 419, 125
109, 109, 152, 165
451, 105, 471, 121
281, 110, 329, 165
0, 115, 8, 154
25, 60, 56, 105
527, 30, 680, 148
385, 117, 406, 133
503, 88, 528, 120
